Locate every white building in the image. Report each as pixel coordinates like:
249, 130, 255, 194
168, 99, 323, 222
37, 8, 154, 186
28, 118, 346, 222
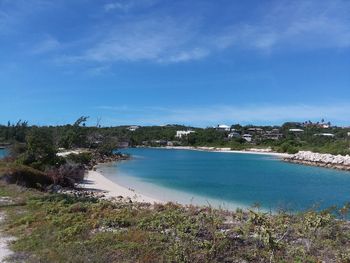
216, 124, 231, 131
176, 130, 195, 139
289, 128, 304, 132
228, 132, 240, 139
242, 134, 253, 142
314, 133, 335, 137
127, 125, 140, 131
247, 127, 263, 133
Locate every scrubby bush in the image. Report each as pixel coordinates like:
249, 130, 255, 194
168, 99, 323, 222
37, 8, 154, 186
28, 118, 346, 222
3, 191, 350, 263
96, 137, 118, 156
15, 128, 63, 171
277, 142, 299, 154
66, 152, 92, 166
46, 164, 85, 187
0, 162, 53, 189
9, 142, 27, 159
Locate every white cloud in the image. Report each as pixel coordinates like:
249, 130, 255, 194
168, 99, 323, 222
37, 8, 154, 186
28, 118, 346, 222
104, 2, 128, 12
71, 17, 209, 63
166, 48, 209, 63
31, 36, 60, 54
85, 65, 111, 76
220, 0, 350, 51
0, 0, 53, 35
97, 103, 350, 126
56, 0, 350, 65
104, 0, 158, 12
0, 10, 11, 33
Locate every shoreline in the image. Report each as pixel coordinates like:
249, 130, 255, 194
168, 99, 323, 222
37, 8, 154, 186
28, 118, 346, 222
79, 148, 350, 210
81, 167, 251, 211
80, 169, 162, 204
78, 147, 285, 209
146, 146, 290, 157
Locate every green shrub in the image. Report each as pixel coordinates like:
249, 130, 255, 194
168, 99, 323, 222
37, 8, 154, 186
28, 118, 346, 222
0, 162, 53, 189
66, 152, 92, 166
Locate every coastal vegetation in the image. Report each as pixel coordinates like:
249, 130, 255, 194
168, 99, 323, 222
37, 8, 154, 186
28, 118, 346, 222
1, 119, 349, 156
0, 118, 350, 262
0, 117, 127, 191
1, 183, 350, 262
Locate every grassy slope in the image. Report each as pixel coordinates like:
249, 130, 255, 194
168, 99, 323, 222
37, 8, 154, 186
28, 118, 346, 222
1, 183, 350, 263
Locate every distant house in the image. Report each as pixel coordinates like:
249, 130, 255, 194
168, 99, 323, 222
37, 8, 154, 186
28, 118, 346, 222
289, 128, 304, 133
141, 141, 149, 146
127, 125, 140, 132
216, 124, 231, 131
348, 132, 350, 137
151, 140, 167, 146
228, 132, 240, 139
175, 130, 195, 139
302, 121, 331, 129
264, 131, 283, 140
314, 133, 335, 137
242, 134, 253, 142
247, 127, 263, 134
117, 142, 129, 148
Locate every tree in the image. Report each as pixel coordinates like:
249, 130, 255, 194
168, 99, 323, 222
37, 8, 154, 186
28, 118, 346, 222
74, 116, 89, 127
20, 128, 59, 169
59, 117, 90, 149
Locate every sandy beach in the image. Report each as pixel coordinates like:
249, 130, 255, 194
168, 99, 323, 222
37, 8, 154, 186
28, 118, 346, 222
152, 146, 291, 157
81, 169, 162, 204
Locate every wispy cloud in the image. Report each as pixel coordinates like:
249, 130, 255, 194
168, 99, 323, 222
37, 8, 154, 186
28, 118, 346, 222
85, 65, 111, 76
104, 0, 158, 12
0, 0, 52, 35
5, 0, 349, 65
31, 35, 60, 54
59, 15, 210, 64
220, 0, 350, 51
54, 0, 350, 66
104, 2, 128, 12
96, 103, 350, 126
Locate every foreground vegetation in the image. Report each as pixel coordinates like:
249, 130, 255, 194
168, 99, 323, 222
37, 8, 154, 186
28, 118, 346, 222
1, 183, 350, 262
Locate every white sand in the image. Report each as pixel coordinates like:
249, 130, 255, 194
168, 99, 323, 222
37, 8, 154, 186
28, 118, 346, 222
81, 170, 162, 204
157, 146, 290, 157
216, 149, 291, 157
57, 149, 89, 157
0, 213, 15, 262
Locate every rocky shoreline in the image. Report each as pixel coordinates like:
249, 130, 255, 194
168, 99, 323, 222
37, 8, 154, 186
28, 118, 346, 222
88, 152, 130, 170
283, 151, 350, 171
47, 151, 132, 200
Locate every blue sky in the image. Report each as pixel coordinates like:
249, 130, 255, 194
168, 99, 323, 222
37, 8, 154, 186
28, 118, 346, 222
1, 0, 350, 127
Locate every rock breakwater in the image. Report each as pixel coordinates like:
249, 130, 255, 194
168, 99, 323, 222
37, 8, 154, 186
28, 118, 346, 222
283, 151, 350, 171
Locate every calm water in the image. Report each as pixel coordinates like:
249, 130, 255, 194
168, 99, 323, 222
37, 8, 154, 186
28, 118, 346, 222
0, 148, 7, 159
101, 148, 350, 210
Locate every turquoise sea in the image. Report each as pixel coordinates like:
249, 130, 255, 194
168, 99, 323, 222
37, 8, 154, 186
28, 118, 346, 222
0, 148, 7, 159
99, 148, 350, 211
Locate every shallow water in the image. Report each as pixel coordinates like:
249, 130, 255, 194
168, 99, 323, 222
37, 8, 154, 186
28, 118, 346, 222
91, 148, 350, 211
0, 149, 7, 159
